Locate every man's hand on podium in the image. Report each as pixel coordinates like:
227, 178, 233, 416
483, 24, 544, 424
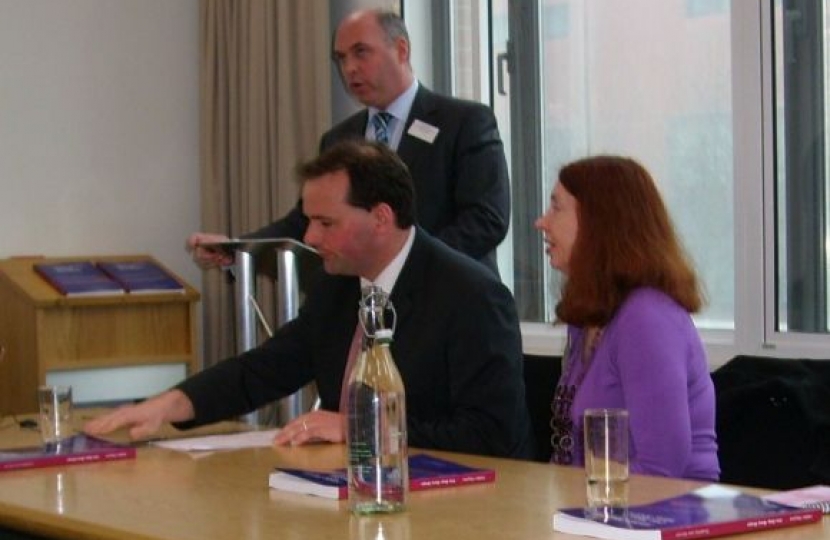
186, 232, 234, 269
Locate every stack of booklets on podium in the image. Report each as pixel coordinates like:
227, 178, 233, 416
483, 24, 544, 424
34, 259, 184, 296
0, 433, 135, 472
97, 260, 184, 294
552, 484, 822, 539
34, 261, 126, 296
268, 453, 495, 500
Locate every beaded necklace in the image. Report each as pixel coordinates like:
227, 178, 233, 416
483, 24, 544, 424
549, 326, 603, 464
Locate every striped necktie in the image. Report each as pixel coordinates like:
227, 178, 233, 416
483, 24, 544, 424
372, 112, 393, 145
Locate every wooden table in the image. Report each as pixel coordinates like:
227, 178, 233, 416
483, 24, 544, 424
0, 412, 826, 540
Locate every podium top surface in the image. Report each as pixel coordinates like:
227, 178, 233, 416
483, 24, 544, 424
0, 255, 200, 306
203, 238, 318, 256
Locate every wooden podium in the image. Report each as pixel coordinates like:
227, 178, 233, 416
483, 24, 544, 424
0, 256, 200, 415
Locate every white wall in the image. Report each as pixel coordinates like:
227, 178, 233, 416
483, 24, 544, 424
0, 0, 201, 292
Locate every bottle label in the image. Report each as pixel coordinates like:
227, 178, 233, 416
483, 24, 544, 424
349, 441, 374, 464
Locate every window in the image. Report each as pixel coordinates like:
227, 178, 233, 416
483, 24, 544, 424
772, 0, 829, 334
444, 0, 830, 361
493, 0, 735, 356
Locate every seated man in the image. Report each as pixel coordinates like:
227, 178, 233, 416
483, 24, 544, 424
86, 140, 534, 459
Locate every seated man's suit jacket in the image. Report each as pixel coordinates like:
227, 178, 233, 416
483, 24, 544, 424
177, 228, 534, 459
249, 85, 510, 275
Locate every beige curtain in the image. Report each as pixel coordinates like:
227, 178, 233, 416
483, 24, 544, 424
199, 0, 331, 368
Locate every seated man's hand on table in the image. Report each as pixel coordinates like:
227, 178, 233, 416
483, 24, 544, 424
273, 410, 345, 447
83, 390, 195, 440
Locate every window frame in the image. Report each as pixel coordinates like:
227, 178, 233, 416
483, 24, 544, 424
759, 0, 830, 357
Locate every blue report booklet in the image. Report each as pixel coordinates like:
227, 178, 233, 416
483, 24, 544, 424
97, 260, 184, 294
553, 485, 822, 540
268, 453, 495, 499
0, 433, 135, 472
34, 261, 125, 296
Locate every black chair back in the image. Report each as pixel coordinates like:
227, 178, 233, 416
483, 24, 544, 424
713, 355, 830, 488
522, 354, 562, 462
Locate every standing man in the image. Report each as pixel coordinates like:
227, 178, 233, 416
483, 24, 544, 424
87, 140, 533, 460
188, 9, 510, 275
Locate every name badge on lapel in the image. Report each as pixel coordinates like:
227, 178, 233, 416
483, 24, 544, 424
407, 119, 439, 144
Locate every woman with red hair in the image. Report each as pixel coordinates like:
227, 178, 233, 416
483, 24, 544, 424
535, 155, 719, 480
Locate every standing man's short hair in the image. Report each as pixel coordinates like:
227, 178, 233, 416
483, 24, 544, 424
376, 10, 409, 46
297, 140, 416, 228
330, 10, 410, 63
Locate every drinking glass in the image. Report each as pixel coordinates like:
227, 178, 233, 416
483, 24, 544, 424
38, 385, 73, 444
584, 408, 629, 516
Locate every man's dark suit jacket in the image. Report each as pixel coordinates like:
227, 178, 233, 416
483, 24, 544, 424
176, 228, 534, 459
249, 86, 510, 275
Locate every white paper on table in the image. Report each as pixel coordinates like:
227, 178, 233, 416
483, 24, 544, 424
151, 428, 280, 453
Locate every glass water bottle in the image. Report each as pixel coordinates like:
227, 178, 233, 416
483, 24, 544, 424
346, 288, 408, 514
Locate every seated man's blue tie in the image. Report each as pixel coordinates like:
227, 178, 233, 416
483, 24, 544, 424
372, 112, 393, 145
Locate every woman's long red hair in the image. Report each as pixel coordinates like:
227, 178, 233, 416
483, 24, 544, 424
555, 156, 703, 326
